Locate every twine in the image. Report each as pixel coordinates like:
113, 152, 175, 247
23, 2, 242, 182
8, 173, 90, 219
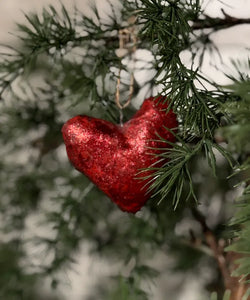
115, 20, 137, 118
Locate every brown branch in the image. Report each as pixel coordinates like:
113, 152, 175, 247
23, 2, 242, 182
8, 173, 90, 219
191, 208, 232, 286
226, 251, 250, 300
191, 208, 249, 300
192, 9, 250, 31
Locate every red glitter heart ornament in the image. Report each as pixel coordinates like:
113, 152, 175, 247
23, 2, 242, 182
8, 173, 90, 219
62, 96, 177, 213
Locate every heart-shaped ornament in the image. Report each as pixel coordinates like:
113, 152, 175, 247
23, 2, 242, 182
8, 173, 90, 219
62, 96, 177, 213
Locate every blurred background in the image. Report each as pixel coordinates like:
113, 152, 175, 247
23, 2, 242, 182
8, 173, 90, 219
0, 1, 250, 300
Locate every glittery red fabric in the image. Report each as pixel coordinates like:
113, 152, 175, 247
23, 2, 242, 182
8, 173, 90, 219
62, 96, 177, 213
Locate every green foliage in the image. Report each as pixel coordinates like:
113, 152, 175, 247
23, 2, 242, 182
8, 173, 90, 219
104, 264, 158, 300
221, 74, 250, 282
131, 0, 236, 206
0, 241, 60, 300
136, 0, 231, 140
210, 289, 250, 300
138, 0, 200, 50
0, 2, 130, 120
0, 0, 249, 299
222, 79, 250, 153
17, 5, 76, 52
144, 136, 201, 208
108, 276, 148, 300
0, 0, 236, 214
210, 290, 231, 300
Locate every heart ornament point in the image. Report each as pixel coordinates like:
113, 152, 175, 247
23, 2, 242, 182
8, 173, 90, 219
62, 96, 177, 213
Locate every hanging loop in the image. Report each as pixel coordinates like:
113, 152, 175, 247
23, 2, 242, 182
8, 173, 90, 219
115, 19, 137, 122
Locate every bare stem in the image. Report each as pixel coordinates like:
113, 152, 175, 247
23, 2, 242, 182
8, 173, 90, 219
192, 9, 250, 31
191, 208, 249, 300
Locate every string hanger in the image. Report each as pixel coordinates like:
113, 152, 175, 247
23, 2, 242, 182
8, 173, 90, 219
115, 16, 137, 126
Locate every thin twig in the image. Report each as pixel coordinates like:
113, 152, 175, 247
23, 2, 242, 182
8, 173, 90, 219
191, 208, 232, 287
191, 208, 250, 300
192, 9, 250, 31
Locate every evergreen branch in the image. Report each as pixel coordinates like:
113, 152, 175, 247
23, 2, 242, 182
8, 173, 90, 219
1, 1, 250, 298
159, 68, 226, 138
226, 162, 250, 280
210, 290, 231, 300
108, 275, 149, 300
219, 67, 250, 297
0, 4, 115, 99
142, 136, 202, 208
143, 127, 234, 209
210, 289, 250, 300
135, 0, 236, 138
17, 5, 77, 53
220, 82, 250, 153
